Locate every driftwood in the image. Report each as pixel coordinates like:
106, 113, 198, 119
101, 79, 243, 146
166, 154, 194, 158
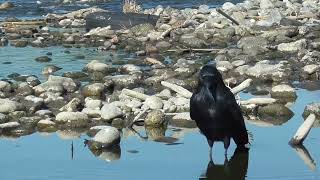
161, 81, 193, 98
216, 8, 240, 25
289, 114, 316, 146
231, 79, 253, 94
122, 88, 150, 101
166, 48, 220, 53
291, 145, 316, 171
241, 98, 277, 105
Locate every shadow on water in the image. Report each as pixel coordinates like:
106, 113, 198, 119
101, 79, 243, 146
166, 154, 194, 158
200, 147, 249, 180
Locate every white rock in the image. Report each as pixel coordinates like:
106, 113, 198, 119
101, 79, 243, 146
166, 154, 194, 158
144, 96, 164, 110
0, 99, 21, 113
55, 112, 89, 127
0, 81, 11, 92
101, 103, 124, 120
278, 39, 307, 53
85, 60, 111, 73
85, 97, 102, 109
303, 64, 319, 75
0, 122, 20, 129
92, 126, 121, 147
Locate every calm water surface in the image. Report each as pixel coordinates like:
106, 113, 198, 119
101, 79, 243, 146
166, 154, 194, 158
0, 79, 319, 179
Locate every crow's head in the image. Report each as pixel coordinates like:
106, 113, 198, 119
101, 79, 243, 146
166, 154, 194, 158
199, 64, 223, 86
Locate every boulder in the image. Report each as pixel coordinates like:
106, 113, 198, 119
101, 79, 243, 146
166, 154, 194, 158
270, 84, 297, 99
277, 39, 307, 53
144, 110, 166, 127
144, 96, 163, 110
92, 126, 121, 148
101, 103, 123, 121
55, 112, 89, 128
0, 99, 22, 113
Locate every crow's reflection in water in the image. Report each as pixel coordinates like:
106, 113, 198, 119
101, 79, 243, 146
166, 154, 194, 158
200, 147, 249, 180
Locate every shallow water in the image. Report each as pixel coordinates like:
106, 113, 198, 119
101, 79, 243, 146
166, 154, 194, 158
0, 86, 320, 179
0, 0, 242, 20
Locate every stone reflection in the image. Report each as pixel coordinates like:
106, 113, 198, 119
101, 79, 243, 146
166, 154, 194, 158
87, 144, 121, 162
200, 147, 249, 180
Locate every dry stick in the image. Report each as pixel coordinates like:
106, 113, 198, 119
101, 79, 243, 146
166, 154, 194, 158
161, 81, 193, 98
216, 8, 240, 25
231, 79, 253, 94
166, 48, 221, 53
240, 98, 277, 105
289, 114, 316, 146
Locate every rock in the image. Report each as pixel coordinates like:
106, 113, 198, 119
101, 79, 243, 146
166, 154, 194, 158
163, 100, 176, 113
35, 109, 53, 117
0, 113, 8, 124
278, 39, 307, 53
170, 112, 197, 128
144, 96, 163, 110
23, 95, 44, 112
26, 76, 41, 87
15, 82, 33, 96
55, 112, 89, 128
303, 64, 319, 75
0, 81, 11, 92
198, 5, 210, 14
82, 108, 101, 118
104, 73, 142, 89
0, 122, 20, 130
85, 97, 102, 109
271, 84, 297, 99
144, 110, 166, 127
19, 116, 41, 126
12, 40, 28, 48
222, 2, 236, 10
232, 60, 246, 67
0, 2, 14, 10
35, 56, 52, 62
155, 41, 171, 51
237, 36, 268, 56
85, 27, 115, 37
256, 9, 283, 27
59, 19, 72, 27
92, 126, 121, 147
119, 64, 141, 74
260, 0, 274, 9
42, 65, 62, 75
258, 104, 294, 125
0, 99, 22, 113
85, 60, 112, 73
156, 89, 172, 100
37, 119, 56, 131
303, 103, 320, 122
82, 83, 105, 98
216, 61, 234, 72
245, 61, 289, 82
179, 34, 207, 48
34, 76, 78, 94
101, 103, 123, 121
59, 98, 81, 112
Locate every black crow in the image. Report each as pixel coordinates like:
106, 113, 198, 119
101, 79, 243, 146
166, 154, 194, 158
190, 64, 249, 160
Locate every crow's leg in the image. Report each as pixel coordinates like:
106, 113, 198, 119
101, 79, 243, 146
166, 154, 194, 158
207, 139, 214, 162
223, 136, 230, 161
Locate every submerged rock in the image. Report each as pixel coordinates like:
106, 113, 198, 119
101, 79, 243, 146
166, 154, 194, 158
170, 112, 197, 128
91, 126, 121, 148
257, 104, 294, 125
144, 110, 166, 127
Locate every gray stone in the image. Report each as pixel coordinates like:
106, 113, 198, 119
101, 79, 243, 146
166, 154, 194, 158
42, 65, 62, 75
119, 64, 141, 74
303, 64, 319, 75
303, 103, 320, 123
245, 61, 289, 81
144, 96, 163, 110
16, 82, 33, 96
0, 122, 20, 130
216, 61, 234, 72
85, 97, 102, 109
85, 60, 112, 73
82, 108, 101, 118
101, 103, 124, 121
55, 112, 89, 128
59, 98, 81, 112
92, 126, 121, 147
232, 60, 246, 67
104, 73, 142, 89
0, 99, 22, 113
0, 113, 8, 124
82, 83, 105, 97
260, 0, 274, 9
278, 39, 307, 53
237, 36, 268, 56
179, 34, 207, 48
257, 104, 294, 125
256, 9, 282, 27
163, 100, 176, 113
26, 76, 41, 87
37, 119, 56, 130
0, 2, 14, 10
271, 84, 297, 99
35, 56, 52, 62
0, 81, 11, 92
145, 110, 166, 127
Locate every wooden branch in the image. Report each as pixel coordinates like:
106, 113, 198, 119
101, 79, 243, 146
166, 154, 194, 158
240, 98, 276, 105
231, 79, 252, 94
122, 88, 150, 101
161, 81, 192, 98
289, 114, 316, 146
166, 48, 220, 53
216, 8, 240, 25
